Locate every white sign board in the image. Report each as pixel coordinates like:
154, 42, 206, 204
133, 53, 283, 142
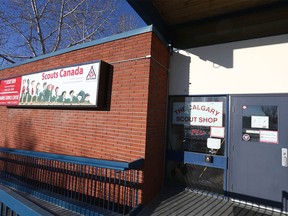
251, 116, 269, 129
173, 102, 223, 126
18, 62, 101, 106
210, 127, 225, 138
260, 130, 278, 144
207, 138, 221, 150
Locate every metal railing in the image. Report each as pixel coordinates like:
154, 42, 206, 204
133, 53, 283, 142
0, 148, 143, 215
0, 184, 55, 216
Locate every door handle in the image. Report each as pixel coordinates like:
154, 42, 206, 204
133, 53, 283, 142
282, 148, 288, 167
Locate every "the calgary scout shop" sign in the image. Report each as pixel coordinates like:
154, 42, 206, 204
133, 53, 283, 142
173, 102, 223, 127
0, 60, 112, 108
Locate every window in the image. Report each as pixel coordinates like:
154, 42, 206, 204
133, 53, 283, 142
168, 96, 227, 155
166, 96, 227, 193
242, 105, 278, 143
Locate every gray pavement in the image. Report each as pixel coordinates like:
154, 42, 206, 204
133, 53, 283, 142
138, 187, 287, 216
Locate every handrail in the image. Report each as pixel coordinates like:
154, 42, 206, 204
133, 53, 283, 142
0, 185, 54, 216
0, 147, 144, 215
0, 147, 144, 170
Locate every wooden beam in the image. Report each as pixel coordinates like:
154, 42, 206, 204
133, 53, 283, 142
170, 4, 288, 48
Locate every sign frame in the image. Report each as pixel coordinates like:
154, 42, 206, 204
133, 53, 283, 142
0, 60, 113, 110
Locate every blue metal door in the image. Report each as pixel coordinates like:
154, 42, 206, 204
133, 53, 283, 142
229, 94, 288, 211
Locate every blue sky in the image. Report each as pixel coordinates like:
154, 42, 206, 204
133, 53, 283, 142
0, 0, 147, 65
121, 1, 146, 28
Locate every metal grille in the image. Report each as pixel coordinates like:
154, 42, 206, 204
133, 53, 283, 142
0, 150, 143, 215
0, 203, 17, 216
168, 162, 223, 194
184, 164, 224, 194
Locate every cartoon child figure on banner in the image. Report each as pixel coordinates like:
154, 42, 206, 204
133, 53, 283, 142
25, 79, 30, 104
20, 79, 26, 103
30, 80, 37, 104
51, 86, 59, 102
57, 91, 67, 103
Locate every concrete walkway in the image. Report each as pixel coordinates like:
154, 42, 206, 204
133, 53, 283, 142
138, 187, 287, 216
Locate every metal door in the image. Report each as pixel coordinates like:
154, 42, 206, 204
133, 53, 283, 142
229, 94, 288, 211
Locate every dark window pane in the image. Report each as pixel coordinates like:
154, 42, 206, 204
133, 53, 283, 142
168, 96, 226, 155
242, 105, 278, 143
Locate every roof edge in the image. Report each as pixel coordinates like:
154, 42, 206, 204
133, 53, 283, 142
0, 25, 154, 71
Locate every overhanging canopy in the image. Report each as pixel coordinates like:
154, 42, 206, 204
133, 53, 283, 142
127, 0, 288, 49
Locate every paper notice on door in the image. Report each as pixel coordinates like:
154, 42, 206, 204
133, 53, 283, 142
251, 116, 269, 129
210, 126, 225, 138
207, 138, 221, 149
259, 130, 278, 144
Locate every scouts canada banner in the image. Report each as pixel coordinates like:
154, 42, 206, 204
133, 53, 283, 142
0, 61, 105, 107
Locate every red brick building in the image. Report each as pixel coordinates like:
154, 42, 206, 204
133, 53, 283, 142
0, 26, 169, 206
2, 1, 288, 213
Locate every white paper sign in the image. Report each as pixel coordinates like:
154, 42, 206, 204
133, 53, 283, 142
260, 130, 278, 144
210, 127, 225, 138
207, 138, 221, 149
251, 116, 269, 129
173, 102, 223, 126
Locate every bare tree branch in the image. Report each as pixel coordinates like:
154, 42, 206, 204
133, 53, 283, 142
67, 1, 120, 47
63, 0, 86, 18
0, 54, 15, 63
0, 15, 37, 57
0, 0, 139, 65
30, 0, 46, 54
39, 0, 52, 18
52, 0, 65, 52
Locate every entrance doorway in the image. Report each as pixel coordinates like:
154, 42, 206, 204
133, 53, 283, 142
166, 96, 228, 194
229, 94, 288, 211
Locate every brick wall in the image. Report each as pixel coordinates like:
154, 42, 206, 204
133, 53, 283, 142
0, 30, 170, 205
142, 33, 170, 205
